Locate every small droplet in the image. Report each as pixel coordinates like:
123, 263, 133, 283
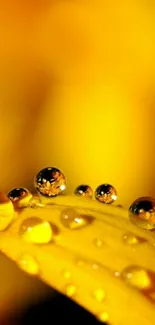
60, 208, 94, 230
8, 188, 32, 208
34, 167, 66, 197
93, 289, 105, 302
92, 263, 99, 270
97, 311, 109, 322
123, 233, 146, 245
65, 284, 77, 297
95, 184, 117, 204
94, 238, 103, 248
0, 192, 14, 230
29, 197, 42, 208
19, 217, 53, 244
114, 271, 120, 277
129, 197, 155, 230
121, 266, 151, 289
74, 185, 93, 198
62, 270, 71, 279
18, 254, 39, 275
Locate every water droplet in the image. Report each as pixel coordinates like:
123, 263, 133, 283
18, 254, 39, 275
114, 271, 120, 277
123, 233, 146, 245
129, 197, 155, 230
95, 184, 117, 204
19, 217, 53, 244
60, 208, 94, 230
62, 270, 71, 279
29, 197, 42, 208
121, 266, 151, 289
34, 167, 66, 197
0, 192, 14, 230
94, 238, 103, 248
93, 289, 105, 302
8, 188, 32, 208
74, 185, 93, 198
97, 311, 109, 322
92, 263, 99, 270
65, 284, 77, 297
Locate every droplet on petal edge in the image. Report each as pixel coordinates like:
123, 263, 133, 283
65, 284, 77, 297
34, 167, 66, 197
129, 197, 155, 230
8, 188, 32, 208
19, 217, 53, 244
95, 184, 117, 204
60, 208, 94, 230
17, 254, 39, 275
74, 185, 93, 198
97, 311, 109, 323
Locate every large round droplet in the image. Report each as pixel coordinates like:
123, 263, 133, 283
18, 254, 39, 275
129, 197, 155, 230
34, 167, 66, 197
74, 185, 93, 198
19, 217, 53, 244
60, 208, 94, 230
121, 266, 151, 289
0, 192, 14, 230
8, 188, 32, 208
95, 184, 117, 204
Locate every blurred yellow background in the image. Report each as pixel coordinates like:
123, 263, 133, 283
0, 0, 155, 317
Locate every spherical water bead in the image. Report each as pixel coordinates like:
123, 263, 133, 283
121, 266, 151, 290
129, 197, 155, 230
95, 184, 117, 204
8, 188, 32, 208
29, 197, 42, 208
0, 192, 14, 230
60, 208, 94, 230
18, 254, 39, 276
34, 167, 66, 197
74, 185, 93, 198
19, 217, 53, 244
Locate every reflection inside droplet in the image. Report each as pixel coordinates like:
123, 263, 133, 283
29, 197, 42, 208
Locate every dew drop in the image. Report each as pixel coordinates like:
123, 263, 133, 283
92, 263, 99, 270
123, 233, 146, 245
74, 185, 93, 198
114, 271, 120, 277
19, 217, 53, 244
121, 266, 151, 289
29, 197, 42, 208
97, 311, 109, 322
18, 254, 39, 275
34, 167, 66, 197
93, 289, 105, 303
65, 284, 77, 297
129, 197, 155, 230
94, 238, 103, 248
62, 270, 71, 279
8, 188, 32, 208
60, 208, 94, 230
